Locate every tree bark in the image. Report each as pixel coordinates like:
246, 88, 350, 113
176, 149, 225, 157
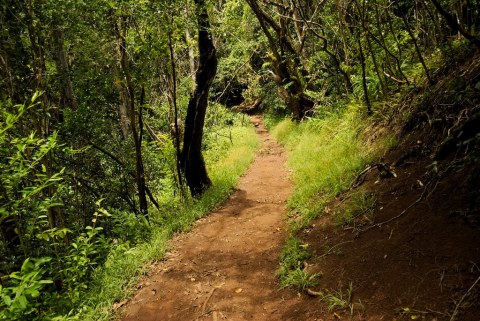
185, 7, 197, 80
430, 0, 480, 47
114, 14, 149, 216
401, 14, 433, 84
358, 35, 372, 115
167, 30, 186, 196
52, 27, 78, 110
180, 0, 218, 197
111, 12, 131, 140
245, 0, 314, 121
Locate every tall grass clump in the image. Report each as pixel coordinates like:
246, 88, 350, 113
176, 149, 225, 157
78, 123, 259, 321
272, 104, 371, 292
272, 104, 369, 231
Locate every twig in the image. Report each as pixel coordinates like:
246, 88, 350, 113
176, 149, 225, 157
352, 165, 374, 188
202, 287, 217, 315
351, 163, 397, 188
439, 269, 445, 293
318, 241, 353, 258
306, 288, 323, 297
360, 182, 430, 233
449, 275, 480, 321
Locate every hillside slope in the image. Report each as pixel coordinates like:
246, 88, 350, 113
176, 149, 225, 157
287, 51, 480, 320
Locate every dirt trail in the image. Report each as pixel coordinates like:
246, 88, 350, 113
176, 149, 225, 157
119, 116, 311, 321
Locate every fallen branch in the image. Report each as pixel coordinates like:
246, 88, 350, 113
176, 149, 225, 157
318, 241, 353, 258
449, 275, 480, 321
306, 288, 323, 297
352, 163, 397, 188
360, 181, 430, 233
201, 287, 217, 315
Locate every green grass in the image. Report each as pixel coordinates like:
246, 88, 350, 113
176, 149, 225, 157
278, 237, 319, 291
333, 191, 376, 226
319, 282, 364, 316
272, 104, 370, 231
77, 125, 259, 321
271, 103, 380, 293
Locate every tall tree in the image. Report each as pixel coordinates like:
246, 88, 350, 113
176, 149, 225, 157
112, 9, 149, 216
180, 0, 218, 196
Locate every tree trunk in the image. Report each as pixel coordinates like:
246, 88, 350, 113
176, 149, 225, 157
180, 0, 218, 197
167, 30, 186, 196
401, 15, 433, 84
111, 12, 131, 140
52, 27, 77, 110
245, 0, 314, 121
114, 14, 149, 216
429, 0, 480, 47
185, 8, 196, 80
358, 36, 372, 115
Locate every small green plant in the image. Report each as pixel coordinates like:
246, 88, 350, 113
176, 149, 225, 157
334, 192, 376, 226
281, 268, 319, 291
278, 237, 319, 290
320, 282, 362, 315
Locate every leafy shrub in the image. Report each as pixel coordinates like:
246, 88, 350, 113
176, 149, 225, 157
0, 258, 53, 320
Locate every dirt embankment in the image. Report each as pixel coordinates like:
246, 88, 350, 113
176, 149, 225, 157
292, 53, 480, 320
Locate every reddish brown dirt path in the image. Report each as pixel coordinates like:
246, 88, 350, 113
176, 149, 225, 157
119, 116, 314, 321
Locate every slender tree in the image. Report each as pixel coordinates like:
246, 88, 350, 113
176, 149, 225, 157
180, 0, 218, 196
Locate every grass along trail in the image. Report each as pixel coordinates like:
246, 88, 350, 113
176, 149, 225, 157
118, 116, 314, 320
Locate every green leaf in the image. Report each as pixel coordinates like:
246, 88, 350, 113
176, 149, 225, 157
31, 91, 41, 103
36, 233, 50, 241
95, 198, 105, 207
38, 280, 53, 284
17, 295, 27, 310
1, 294, 12, 306
20, 258, 32, 272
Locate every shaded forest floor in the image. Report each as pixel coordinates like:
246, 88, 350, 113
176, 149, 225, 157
117, 53, 480, 321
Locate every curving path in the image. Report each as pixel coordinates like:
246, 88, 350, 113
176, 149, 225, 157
119, 116, 315, 321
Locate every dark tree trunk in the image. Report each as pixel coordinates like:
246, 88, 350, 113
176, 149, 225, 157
358, 35, 372, 115
430, 0, 480, 47
180, 0, 218, 197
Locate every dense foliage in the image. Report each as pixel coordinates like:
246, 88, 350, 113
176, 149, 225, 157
1, 0, 479, 319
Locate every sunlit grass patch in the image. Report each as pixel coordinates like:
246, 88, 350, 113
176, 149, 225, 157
272, 104, 378, 293
272, 105, 369, 231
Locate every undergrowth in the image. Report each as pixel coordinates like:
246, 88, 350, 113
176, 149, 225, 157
272, 104, 370, 232
76, 125, 259, 321
278, 237, 318, 291
271, 103, 380, 292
